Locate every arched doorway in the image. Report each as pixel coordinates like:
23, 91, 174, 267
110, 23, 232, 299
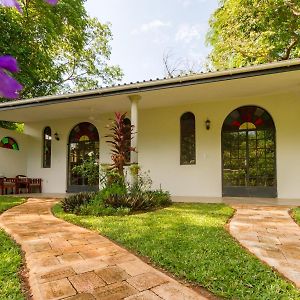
67, 122, 99, 192
222, 106, 277, 197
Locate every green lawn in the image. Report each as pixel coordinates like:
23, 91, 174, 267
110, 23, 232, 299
0, 196, 26, 300
292, 208, 300, 225
53, 203, 300, 299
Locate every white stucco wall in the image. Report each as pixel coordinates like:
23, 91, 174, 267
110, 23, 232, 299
23, 93, 300, 199
0, 128, 28, 177
138, 94, 300, 199
24, 116, 112, 193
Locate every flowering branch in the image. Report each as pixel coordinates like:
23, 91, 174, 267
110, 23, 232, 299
0, 56, 23, 99
0, 0, 58, 12
0, 0, 58, 99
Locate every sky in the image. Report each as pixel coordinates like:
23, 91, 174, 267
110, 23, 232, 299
84, 0, 219, 83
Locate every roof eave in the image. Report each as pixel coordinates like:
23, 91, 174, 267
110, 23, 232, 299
1, 59, 300, 111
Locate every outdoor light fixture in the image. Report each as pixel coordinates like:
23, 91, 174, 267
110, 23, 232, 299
205, 119, 211, 130
54, 132, 60, 141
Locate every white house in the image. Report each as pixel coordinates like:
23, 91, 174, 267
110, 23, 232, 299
1, 59, 300, 200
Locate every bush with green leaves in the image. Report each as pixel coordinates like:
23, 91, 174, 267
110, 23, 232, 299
61, 169, 171, 216
101, 170, 171, 211
79, 195, 130, 216
61, 192, 96, 214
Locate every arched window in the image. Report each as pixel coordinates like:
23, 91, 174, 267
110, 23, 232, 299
180, 112, 196, 165
43, 127, 52, 168
222, 106, 276, 197
0, 137, 19, 150
68, 122, 100, 192
124, 118, 131, 164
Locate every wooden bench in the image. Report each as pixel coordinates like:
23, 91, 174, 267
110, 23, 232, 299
0, 176, 42, 195
0, 177, 17, 195
16, 175, 29, 194
28, 178, 42, 193
16, 175, 42, 194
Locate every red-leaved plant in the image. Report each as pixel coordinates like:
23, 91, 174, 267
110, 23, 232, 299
106, 112, 135, 178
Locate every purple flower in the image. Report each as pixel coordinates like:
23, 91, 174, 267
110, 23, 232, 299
0, 0, 58, 12
45, 0, 58, 5
0, 0, 22, 12
0, 0, 58, 98
0, 55, 22, 99
0, 55, 19, 73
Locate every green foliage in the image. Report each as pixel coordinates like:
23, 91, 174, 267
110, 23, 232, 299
0, 196, 25, 213
60, 191, 130, 216
79, 195, 130, 217
207, 0, 300, 69
0, 121, 24, 132
54, 203, 300, 299
0, 196, 25, 299
101, 170, 171, 211
292, 207, 300, 224
61, 192, 96, 214
60, 170, 171, 216
72, 154, 99, 186
0, 230, 24, 300
0, 0, 123, 99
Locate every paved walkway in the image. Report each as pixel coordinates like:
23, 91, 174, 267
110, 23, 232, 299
230, 205, 300, 287
0, 199, 207, 300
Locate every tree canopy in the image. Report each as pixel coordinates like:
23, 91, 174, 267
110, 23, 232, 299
207, 0, 300, 69
0, 0, 123, 99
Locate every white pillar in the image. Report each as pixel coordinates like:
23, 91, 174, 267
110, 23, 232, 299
128, 95, 141, 164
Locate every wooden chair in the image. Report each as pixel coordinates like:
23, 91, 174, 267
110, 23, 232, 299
16, 175, 30, 194
28, 178, 42, 193
0, 177, 17, 195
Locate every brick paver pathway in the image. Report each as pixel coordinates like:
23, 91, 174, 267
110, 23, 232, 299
230, 205, 300, 287
0, 199, 207, 300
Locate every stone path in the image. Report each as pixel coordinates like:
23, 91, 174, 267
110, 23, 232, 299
0, 198, 207, 300
230, 205, 300, 287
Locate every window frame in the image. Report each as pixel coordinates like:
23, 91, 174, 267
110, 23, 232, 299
42, 126, 52, 168
180, 112, 196, 165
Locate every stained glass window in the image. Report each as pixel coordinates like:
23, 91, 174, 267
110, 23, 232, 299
43, 127, 52, 168
0, 137, 19, 150
180, 112, 196, 165
69, 122, 99, 143
222, 106, 274, 132
124, 118, 131, 164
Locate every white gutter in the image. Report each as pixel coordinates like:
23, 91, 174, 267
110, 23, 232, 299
0, 58, 300, 109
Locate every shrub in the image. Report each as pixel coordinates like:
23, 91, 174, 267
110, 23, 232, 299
61, 192, 96, 214
61, 167, 171, 217
79, 199, 130, 216
147, 190, 171, 207
127, 189, 171, 211
101, 181, 171, 211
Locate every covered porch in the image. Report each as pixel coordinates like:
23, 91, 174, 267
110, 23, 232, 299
1, 60, 300, 199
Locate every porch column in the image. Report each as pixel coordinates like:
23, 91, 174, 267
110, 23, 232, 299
128, 95, 141, 164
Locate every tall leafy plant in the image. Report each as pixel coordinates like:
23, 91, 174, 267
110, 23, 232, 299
106, 112, 135, 179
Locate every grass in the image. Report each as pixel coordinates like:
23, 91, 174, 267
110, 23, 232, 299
292, 207, 300, 225
0, 196, 26, 300
53, 203, 300, 299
